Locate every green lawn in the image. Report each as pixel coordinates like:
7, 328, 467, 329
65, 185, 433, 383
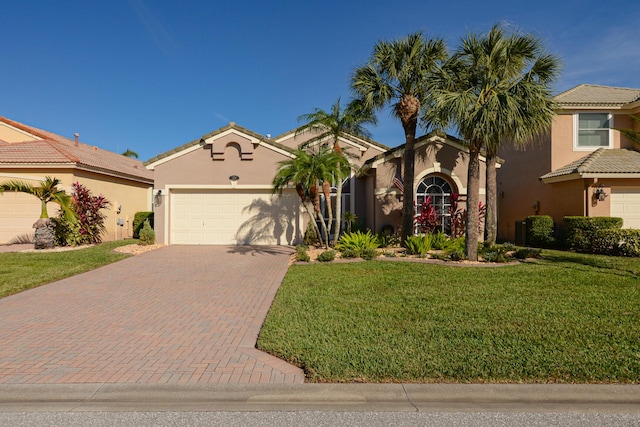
258, 250, 640, 383
0, 241, 133, 298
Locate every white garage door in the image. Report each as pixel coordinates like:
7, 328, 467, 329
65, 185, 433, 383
611, 187, 640, 229
169, 189, 301, 245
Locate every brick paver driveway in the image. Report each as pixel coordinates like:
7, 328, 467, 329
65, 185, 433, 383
0, 246, 304, 384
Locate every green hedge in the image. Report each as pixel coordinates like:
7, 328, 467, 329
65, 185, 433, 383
591, 229, 640, 257
563, 216, 623, 252
133, 212, 154, 239
524, 215, 555, 248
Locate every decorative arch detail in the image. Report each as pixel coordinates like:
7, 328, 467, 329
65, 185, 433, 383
209, 133, 254, 161
414, 164, 465, 195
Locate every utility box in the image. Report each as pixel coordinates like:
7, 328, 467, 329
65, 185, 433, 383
116, 218, 125, 226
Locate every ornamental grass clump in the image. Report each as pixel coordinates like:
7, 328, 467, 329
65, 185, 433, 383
335, 230, 380, 259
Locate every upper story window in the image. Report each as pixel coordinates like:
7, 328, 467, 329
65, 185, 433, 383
575, 112, 612, 149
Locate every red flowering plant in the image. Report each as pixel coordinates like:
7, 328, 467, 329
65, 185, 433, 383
448, 193, 486, 238
53, 182, 110, 246
414, 196, 441, 234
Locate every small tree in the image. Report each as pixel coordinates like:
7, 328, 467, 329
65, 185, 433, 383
138, 220, 156, 245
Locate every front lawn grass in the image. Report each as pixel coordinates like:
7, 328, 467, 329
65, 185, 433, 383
258, 250, 640, 383
0, 241, 133, 298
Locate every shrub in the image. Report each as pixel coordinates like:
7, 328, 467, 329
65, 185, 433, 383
303, 220, 318, 246
360, 247, 379, 260
138, 220, 156, 245
431, 231, 448, 250
404, 234, 433, 256
377, 231, 401, 248
445, 236, 466, 253
563, 216, 623, 252
481, 251, 508, 263
317, 249, 336, 262
514, 247, 542, 259
335, 230, 380, 258
53, 182, 110, 246
525, 215, 555, 248
295, 245, 310, 262
415, 196, 441, 234
591, 229, 640, 257
448, 249, 465, 261
133, 212, 154, 239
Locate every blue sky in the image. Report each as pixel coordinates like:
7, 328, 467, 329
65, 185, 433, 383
2, 0, 639, 161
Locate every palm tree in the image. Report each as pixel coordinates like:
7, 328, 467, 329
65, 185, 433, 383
296, 98, 376, 241
351, 32, 447, 244
0, 176, 76, 249
424, 24, 559, 258
272, 147, 349, 248
615, 115, 640, 148
121, 149, 139, 158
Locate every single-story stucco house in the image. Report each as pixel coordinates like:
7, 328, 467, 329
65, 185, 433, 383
145, 122, 492, 245
0, 116, 154, 244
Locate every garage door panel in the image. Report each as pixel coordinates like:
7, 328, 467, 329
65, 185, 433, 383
611, 188, 640, 229
170, 190, 300, 245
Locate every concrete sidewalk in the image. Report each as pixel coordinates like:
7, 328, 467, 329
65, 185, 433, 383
0, 383, 639, 413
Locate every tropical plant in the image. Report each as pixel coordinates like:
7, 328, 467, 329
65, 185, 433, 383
404, 234, 433, 256
53, 182, 110, 246
415, 196, 441, 234
424, 24, 559, 259
121, 149, 139, 158
272, 147, 349, 248
430, 230, 448, 250
335, 230, 380, 259
0, 176, 76, 249
352, 32, 447, 245
296, 98, 375, 242
614, 114, 640, 149
343, 211, 357, 234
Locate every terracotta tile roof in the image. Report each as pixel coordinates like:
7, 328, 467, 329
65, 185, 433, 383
540, 148, 640, 181
555, 84, 640, 107
0, 117, 153, 184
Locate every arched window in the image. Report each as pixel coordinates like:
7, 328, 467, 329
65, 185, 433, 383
415, 175, 454, 233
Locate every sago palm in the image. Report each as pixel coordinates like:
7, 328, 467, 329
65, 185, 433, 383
352, 32, 447, 244
424, 24, 559, 259
296, 98, 375, 241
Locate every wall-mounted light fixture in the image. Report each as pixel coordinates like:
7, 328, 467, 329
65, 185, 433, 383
229, 175, 239, 181
594, 185, 608, 202
155, 189, 163, 206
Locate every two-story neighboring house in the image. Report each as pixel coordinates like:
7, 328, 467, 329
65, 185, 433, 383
497, 84, 640, 242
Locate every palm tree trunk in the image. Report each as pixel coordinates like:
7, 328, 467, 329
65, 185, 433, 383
322, 180, 333, 243
466, 143, 481, 261
484, 151, 497, 246
400, 117, 418, 245
296, 184, 322, 246
334, 182, 343, 242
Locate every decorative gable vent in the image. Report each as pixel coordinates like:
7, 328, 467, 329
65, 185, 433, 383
205, 132, 254, 161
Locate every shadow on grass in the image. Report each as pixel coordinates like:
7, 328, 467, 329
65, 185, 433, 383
536, 250, 639, 279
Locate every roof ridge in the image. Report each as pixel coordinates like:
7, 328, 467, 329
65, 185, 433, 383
44, 139, 81, 163
576, 148, 605, 172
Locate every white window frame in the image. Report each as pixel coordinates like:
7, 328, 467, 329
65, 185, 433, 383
573, 112, 613, 151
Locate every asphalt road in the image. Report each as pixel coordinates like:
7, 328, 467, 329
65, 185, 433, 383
2, 411, 640, 426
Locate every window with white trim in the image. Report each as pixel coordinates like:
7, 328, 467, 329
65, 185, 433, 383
575, 112, 612, 149
415, 175, 454, 233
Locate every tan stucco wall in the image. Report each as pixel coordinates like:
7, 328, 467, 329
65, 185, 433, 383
0, 122, 42, 143
151, 140, 297, 245
368, 139, 486, 234
0, 169, 151, 244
